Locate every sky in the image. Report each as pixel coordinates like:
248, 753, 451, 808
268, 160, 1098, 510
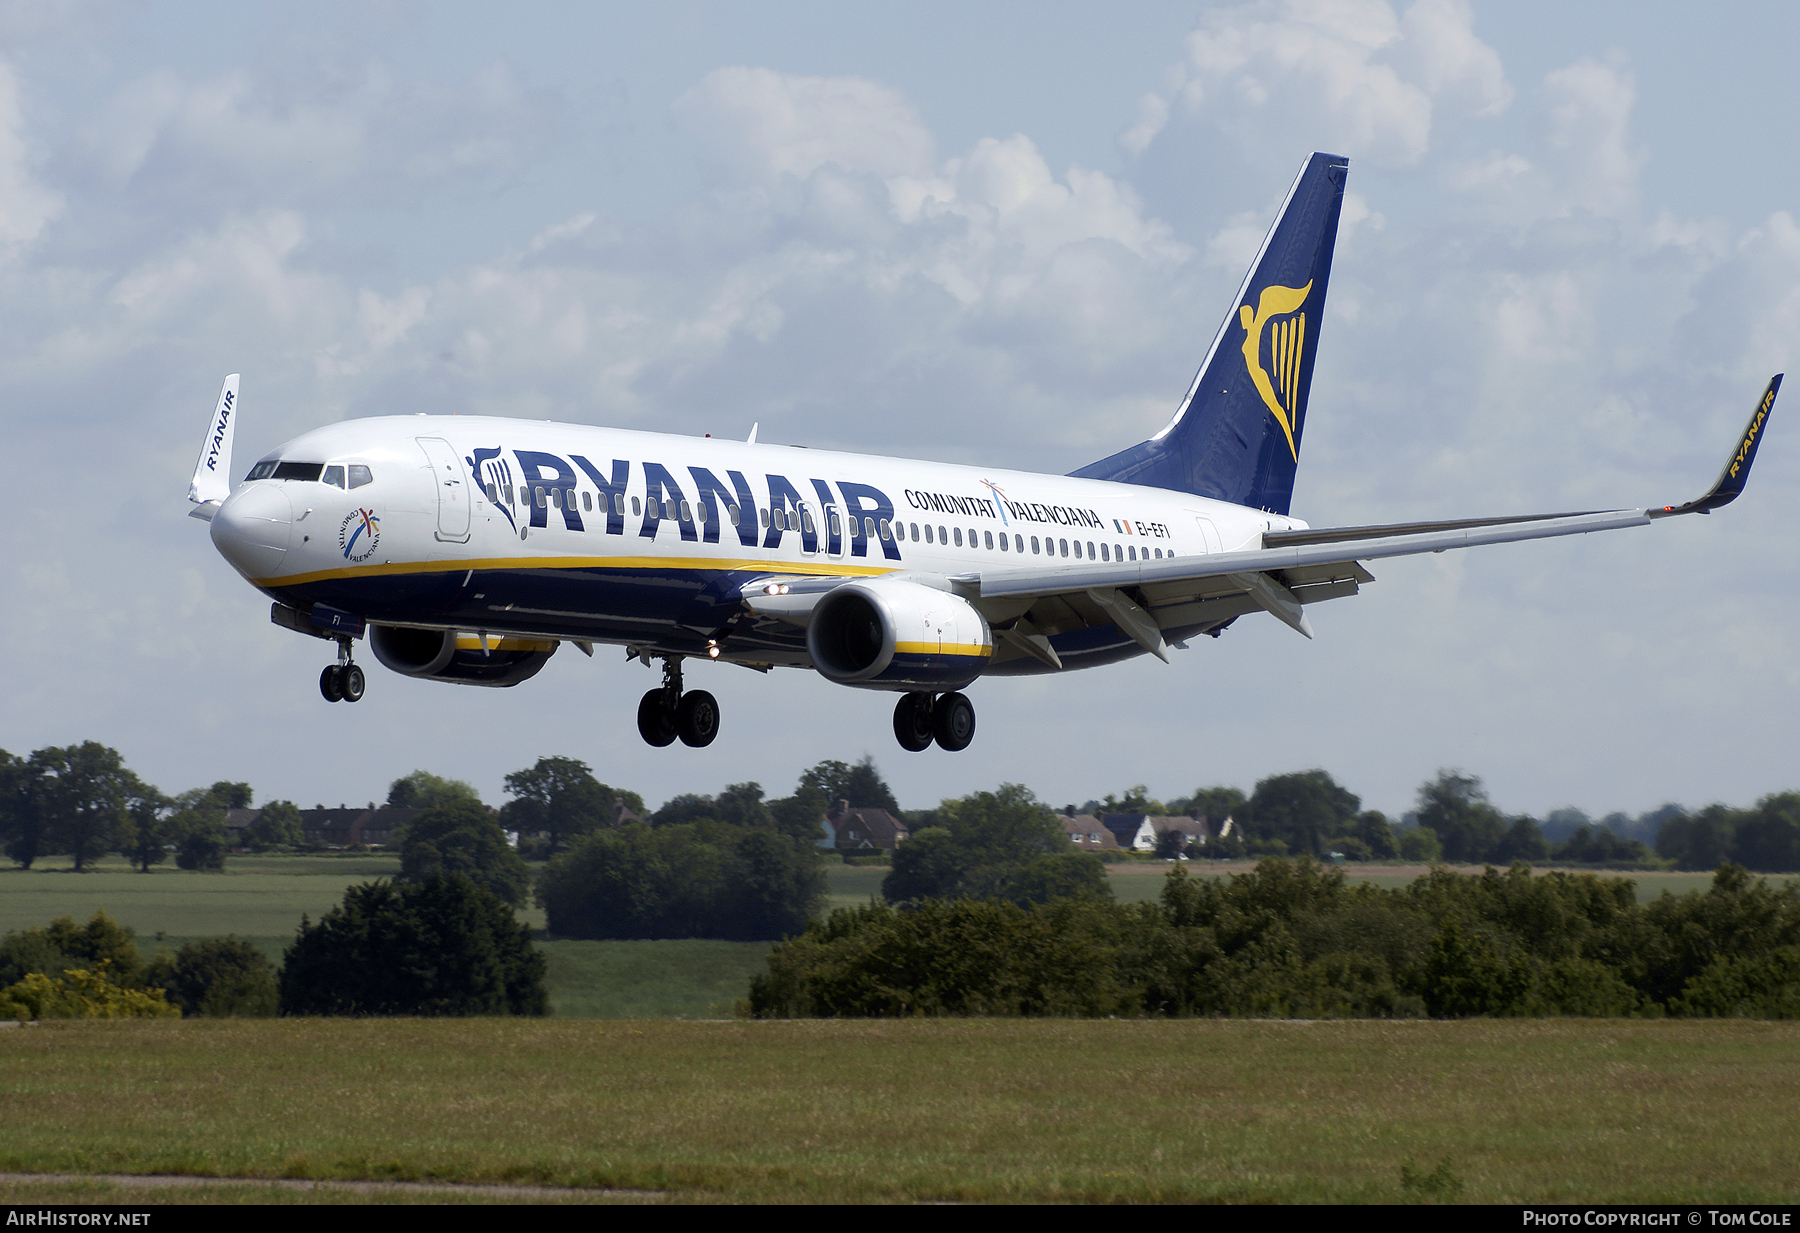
1, 0, 1796, 823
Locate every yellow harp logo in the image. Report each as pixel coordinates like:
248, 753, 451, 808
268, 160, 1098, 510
1238, 280, 1312, 460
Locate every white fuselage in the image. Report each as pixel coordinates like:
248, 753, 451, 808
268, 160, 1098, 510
210, 415, 1304, 673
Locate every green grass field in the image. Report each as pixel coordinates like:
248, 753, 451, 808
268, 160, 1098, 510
0, 1017, 1795, 1204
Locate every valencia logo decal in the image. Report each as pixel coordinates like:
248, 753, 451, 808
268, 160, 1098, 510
1238, 280, 1312, 460
339, 507, 381, 562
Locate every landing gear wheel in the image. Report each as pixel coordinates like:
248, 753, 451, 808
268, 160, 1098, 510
341, 664, 366, 703
319, 665, 345, 703
932, 691, 976, 752
637, 689, 677, 747
676, 690, 720, 748
893, 692, 935, 752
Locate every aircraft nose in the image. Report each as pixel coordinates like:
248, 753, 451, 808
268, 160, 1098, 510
211, 484, 293, 580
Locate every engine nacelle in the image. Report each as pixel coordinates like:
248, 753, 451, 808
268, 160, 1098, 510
807, 578, 992, 691
368, 625, 556, 688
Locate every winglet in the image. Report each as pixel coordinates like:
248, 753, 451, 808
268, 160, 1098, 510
1651, 375, 1781, 518
187, 374, 240, 514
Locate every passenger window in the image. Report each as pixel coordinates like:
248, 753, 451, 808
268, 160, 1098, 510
1059, 539, 1068, 557
729, 505, 741, 527
998, 533, 1008, 552
322, 465, 345, 489
1128, 546, 1136, 561
1088, 541, 1096, 558
1014, 535, 1023, 553
909, 522, 918, 541
953, 528, 963, 547
924, 525, 933, 544
1030, 536, 1039, 554
632, 496, 642, 516
348, 464, 373, 489
486, 482, 499, 503
1100, 543, 1108, 562
582, 492, 592, 512
938, 525, 947, 543
552, 489, 563, 510
879, 518, 893, 541
1073, 541, 1082, 560
864, 517, 876, 540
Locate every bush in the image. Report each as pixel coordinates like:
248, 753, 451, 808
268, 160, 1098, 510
537, 821, 825, 941
279, 875, 545, 1016
147, 938, 278, 1017
0, 963, 179, 1020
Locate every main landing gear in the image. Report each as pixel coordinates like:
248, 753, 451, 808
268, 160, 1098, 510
893, 691, 975, 753
636, 654, 720, 748
319, 637, 365, 704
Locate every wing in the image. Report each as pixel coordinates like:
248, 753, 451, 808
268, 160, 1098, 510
962, 375, 1782, 666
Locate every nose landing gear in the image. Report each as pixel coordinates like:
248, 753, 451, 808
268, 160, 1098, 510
319, 637, 365, 703
636, 654, 719, 748
892, 691, 976, 752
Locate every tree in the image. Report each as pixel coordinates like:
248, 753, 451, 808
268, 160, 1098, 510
1415, 771, 1508, 864
1248, 770, 1360, 856
247, 800, 303, 851
1732, 793, 1800, 873
768, 758, 899, 846
399, 799, 530, 906
1100, 784, 1166, 814
119, 778, 172, 872
0, 750, 48, 869
1657, 805, 1740, 871
500, 757, 631, 854
1173, 786, 1248, 824
1492, 817, 1549, 864
209, 781, 254, 810
1399, 827, 1443, 862
280, 875, 546, 1016
165, 787, 228, 871
386, 770, 483, 811
536, 820, 826, 941
146, 938, 278, 1017
881, 784, 1108, 908
38, 743, 135, 872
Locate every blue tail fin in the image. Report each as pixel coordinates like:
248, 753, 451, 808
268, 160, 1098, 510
1071, 152, 1348, 515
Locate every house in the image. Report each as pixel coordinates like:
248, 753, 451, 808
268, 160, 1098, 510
822, 800, 910, 852
1150, 816, 1215, 854
1058, 814, 1119, 852
1098, 813, 1159, 852
297, 805, 420, 848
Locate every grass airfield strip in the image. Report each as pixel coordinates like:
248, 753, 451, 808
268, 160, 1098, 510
1, 1018, 1796, 1204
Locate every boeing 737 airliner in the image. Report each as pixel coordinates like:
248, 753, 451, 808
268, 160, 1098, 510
186, 153, 1780, 753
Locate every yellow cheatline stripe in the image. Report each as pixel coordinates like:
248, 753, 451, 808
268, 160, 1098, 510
454, 635, 556, 652
252, 554, 898, 588
893, 642, 992, 657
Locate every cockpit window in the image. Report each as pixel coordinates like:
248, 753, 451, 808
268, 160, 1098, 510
273, 462, 324, 481
246, 461, 278, 481
348, 464, 373, 489
323, 465, 345, 488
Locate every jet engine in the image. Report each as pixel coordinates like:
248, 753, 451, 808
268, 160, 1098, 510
806, 578, 992, 690
368, 625, 556, 688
